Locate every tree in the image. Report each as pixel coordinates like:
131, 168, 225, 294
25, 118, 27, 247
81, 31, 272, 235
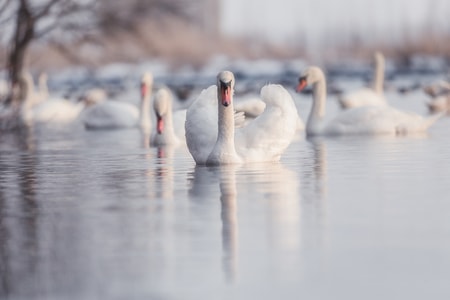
1, 0, 97, 106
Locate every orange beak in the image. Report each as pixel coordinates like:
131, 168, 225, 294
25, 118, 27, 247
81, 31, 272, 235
296, 78, 307, 93
141, 82, 148, 98
156, 116, 164, 134
220, 81, 232, 107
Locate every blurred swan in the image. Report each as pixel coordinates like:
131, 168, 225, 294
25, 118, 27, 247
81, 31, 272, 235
423, 80, 450, 113
83, 72, 153, 130
150, 87, 186, 146
423, 80, 450, 98
20, 72, 89, 125
338, 52, 387, 109
185, 71, 298, 165
80, 88, 107, 106
297, 66, 442, 136
426, 94, 450, 113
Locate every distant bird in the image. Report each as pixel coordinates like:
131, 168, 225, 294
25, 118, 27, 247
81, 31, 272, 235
426, 94, 450, 114
21, 72, 90, 125
185, 71, 298, 165
83, 72, 153, 130
297, 66, 442, 137
423, 80, 450, 98
338, 51, 387, 109
80, 88, 108, 106
423, 80, 450, 113
150, 87, 186, 146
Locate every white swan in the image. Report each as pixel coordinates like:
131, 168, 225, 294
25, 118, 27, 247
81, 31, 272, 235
83, 72, 153, 130
297, 66, 442, 137
150, 87, 186, 146
20, 72, 88, 125
423, 80, 450, 113
185, 71, 298, 165
427, 94, 450, 113
338, 52, 387, 109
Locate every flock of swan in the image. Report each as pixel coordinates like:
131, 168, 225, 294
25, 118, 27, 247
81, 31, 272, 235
0, 51, 448, 165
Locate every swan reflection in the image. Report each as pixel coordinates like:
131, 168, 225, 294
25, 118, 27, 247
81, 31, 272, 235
189, 165, 239, 282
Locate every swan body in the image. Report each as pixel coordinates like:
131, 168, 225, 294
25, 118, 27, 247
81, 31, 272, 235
23, 98, 84, 124
83, 72, 153, 130
338, 52, 387, 109
297, 66, 442, 136
150, 87, 186, 146
185, 71, 298, 165
20, 72, 88, 125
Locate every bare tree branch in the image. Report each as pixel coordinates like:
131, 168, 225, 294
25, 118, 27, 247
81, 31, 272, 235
34, 0, 63, 20
0, 0, 12, 15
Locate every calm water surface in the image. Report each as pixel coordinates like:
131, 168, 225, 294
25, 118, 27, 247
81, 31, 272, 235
1, 90, 450, 299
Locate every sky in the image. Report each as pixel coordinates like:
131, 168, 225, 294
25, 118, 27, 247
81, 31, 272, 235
220, 0, 449, 49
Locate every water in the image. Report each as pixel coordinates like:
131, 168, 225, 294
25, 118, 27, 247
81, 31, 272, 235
1, 89, 450, 300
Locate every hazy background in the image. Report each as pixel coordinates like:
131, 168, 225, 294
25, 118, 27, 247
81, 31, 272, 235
1, 0, 449, 71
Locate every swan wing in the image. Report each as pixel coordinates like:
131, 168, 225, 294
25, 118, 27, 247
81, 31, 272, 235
236, 84, 298, 162
185, 86, 218, 164
83, 101, 139, 129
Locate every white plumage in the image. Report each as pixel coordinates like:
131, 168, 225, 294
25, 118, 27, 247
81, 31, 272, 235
150, 87, 186, 146
338, 52, 387, 109
83, 72, 153, 130
185, 71, 298, 165
298, 66, 442, 136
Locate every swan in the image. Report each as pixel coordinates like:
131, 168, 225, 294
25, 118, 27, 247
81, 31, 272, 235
150, 87, 186, 146
297, 66, 442, 137
427, 94, 450, 113
185, 71, 298, 165
20, 72, 90, 125
83, 72, 153, 130
423, 80, 450, 98
338, 52, 387, 109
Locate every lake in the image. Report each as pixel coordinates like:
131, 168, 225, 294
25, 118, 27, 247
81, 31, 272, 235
1, 85, 450, 300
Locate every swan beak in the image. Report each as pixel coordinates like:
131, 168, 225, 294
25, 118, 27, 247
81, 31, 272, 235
140, 82, 148, 98
220, 80, 232, 107
157, 116, 164, 134
296, 78, 307, 92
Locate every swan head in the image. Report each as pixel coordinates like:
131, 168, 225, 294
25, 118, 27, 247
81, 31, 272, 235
153, 87, 172, 134
140, 72, 154, 99
217, 71, 235, 107
296, 66, 325, 92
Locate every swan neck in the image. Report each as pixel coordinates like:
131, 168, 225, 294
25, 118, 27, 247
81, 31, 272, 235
307, 78, 326, 135
139, 88, 151, 130
22, 73, 35, 107
217, 100, 236, 149
372, 56, 384, 94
